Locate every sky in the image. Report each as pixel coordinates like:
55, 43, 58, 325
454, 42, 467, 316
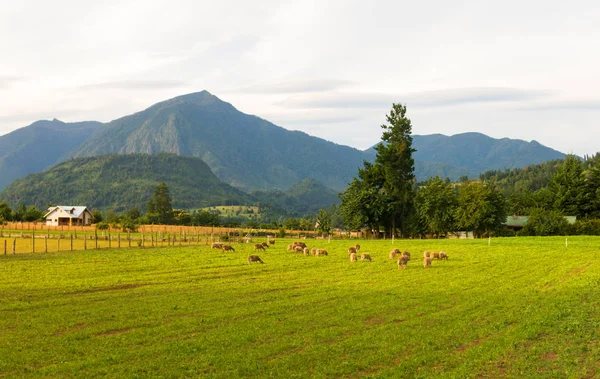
1, 0, 599, 156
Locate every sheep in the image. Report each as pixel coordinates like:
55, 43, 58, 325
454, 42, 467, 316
423, 251, 431, 258
424, 256, 433, 268
360, 253, 372, 262
247, 255, 264, 264
222, 245, 235, 252
254, 243, 265, 251
389, 248, 401, 259
293, 242, 307, 249
431, 252, 440, 260
294, 246, 304, 253
269, 240, 275, 245
439, 251, 449, 260
355, 244, 361, 252
311, 248, 317, 256
211, 242, 223, 249
261, 242, 269, 248
397, 255, 409, 270
348, 246, 357, 255
350, 252, 358, 262
303, 247, 310, 256
316, 249, 328, 256
402, 251, 411, 261
287, 244, 294, 251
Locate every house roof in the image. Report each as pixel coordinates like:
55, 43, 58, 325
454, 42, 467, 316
44, 206, 90, 219
504, 215, 577, 227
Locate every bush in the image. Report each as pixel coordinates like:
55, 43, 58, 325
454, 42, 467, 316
518, 209, 571, 236
572, 219, 600, 235
95, 222, 110, 231
278, 228, 286, 238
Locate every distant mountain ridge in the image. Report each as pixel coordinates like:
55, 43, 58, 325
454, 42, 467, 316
364, 132, 567, 180
0, 90, 568, 192
0, 119, 103, 189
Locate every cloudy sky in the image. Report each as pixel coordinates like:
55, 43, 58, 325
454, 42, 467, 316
1, 0, 599, 155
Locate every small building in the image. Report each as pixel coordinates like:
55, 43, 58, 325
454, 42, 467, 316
44, 206, 93, 226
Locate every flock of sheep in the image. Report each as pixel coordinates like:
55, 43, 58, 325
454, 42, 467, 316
210, 239, 450, 269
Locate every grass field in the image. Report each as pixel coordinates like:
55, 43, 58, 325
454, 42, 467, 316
1, 237, 599, 377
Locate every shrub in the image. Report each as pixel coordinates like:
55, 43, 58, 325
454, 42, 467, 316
518, 208, 571, 236
572, 219, 600, 235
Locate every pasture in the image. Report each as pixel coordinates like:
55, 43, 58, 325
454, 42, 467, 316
1, 237, 599, 378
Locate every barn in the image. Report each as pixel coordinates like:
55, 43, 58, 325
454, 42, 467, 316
44, 206, 93, 226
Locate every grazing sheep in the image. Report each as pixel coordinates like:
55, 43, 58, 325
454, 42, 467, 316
222, 245, 235, 252
360, 253, 372, 262
211, 242, 223, 249
287, 244, 294, 251
303, 247, 310, 256
247, 255, 264, 264
397, 255, 409, 270
269, 240, 275, 245
432, 252, 440, 259
316, 249, 328, 256
348, 246, 357, 255
295, 246, 304, 253
254, 243, 265, 251
423, 251, 431, 258
402, 251, 411, 260
355, 244, 361, 252
439, 251, 449, 260
293, 242, 307, 249
311, 248, 317, 256
389, 248, 401, 259
424, 256, 433, 268
350, 252, 358, 262
261, 242, 269, 248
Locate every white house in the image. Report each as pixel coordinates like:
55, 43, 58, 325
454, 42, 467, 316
44, 206, 93, 226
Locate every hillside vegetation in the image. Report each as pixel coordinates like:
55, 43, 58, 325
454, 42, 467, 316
1, 237, 598, 377
0, 154, 253, 212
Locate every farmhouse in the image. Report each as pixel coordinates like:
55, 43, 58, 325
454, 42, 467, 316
44, 206, 93, 226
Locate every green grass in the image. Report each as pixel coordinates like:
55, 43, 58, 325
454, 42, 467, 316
1, 237, 599, 378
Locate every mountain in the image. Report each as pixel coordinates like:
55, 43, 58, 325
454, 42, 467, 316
0, 91, 570, 192
0, 154, 254, 212
71, 91, 364, 192
364, 132, 567, 181
0, 119, 103, 189
251, 178, 341, 216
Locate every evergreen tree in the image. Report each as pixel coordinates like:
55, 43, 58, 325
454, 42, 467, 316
375, 103, 416, 237
146, 182, 174, 224
550, 155, 586, 217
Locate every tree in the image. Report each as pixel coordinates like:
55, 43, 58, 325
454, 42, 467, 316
339, 103, 416, 237
519, 208, 571, 236
375, 103, 416, 237
455, 182, 507, 237
24, 206, 43, 222
316, 209, 332, 236
550, 155, 586, 217
415, 177, 457, 237
584, 162, 600, 218
91, 209, 103, 224
126, 208, 141, 221
0, 202, 12, 222
146, 182, 174, 224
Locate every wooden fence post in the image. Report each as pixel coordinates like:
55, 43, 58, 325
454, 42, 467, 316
57, 237, 60, 252
13, 238, 16, 255
31, 231, 35, 253
84, 234, 87, 250
3, 240, 6, 255
95, 231, 98, 249
118, 233, 121, 248
108, 231, 111, 248
45, 236, 48, 253
70, 234, 73, 251
128, 231, 131, 248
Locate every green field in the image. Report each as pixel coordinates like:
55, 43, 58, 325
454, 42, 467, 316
1, 237, 599, 377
